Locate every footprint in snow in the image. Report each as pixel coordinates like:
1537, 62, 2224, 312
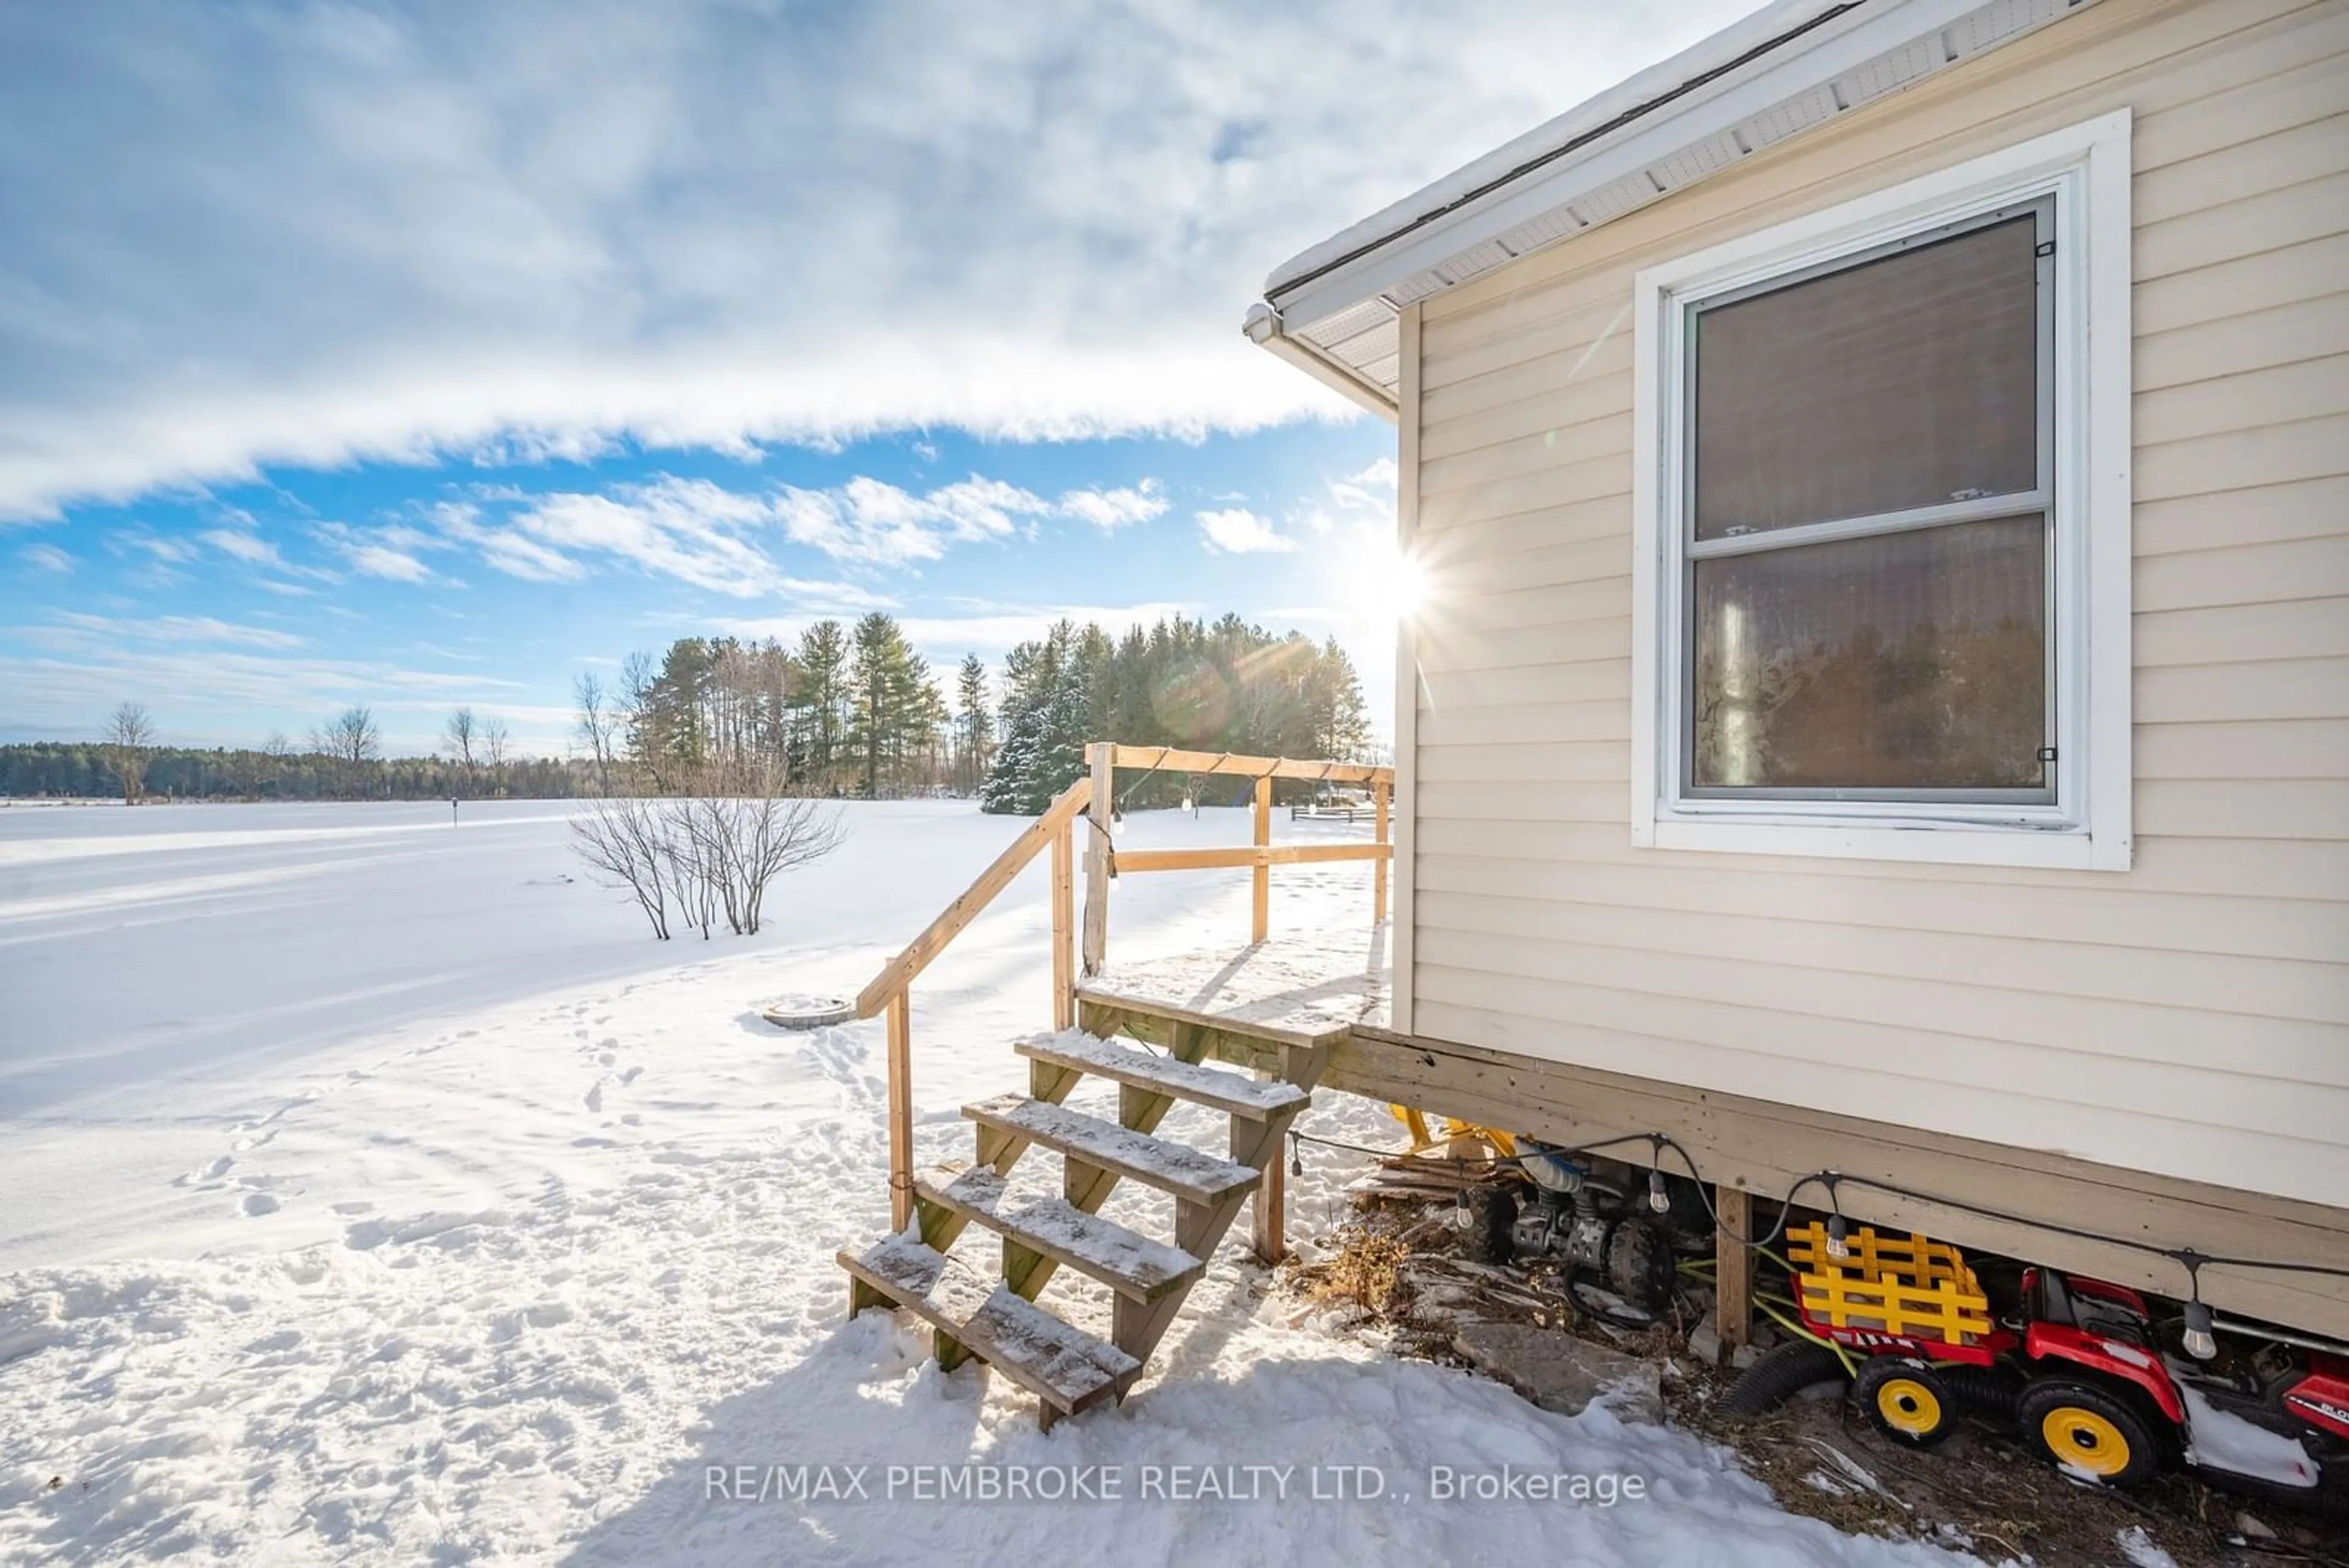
584, 1083, 604, 1113
241, 1193, 280, 1217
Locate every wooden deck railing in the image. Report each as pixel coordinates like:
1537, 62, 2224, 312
853, 744, 1390, 1228
1083, 745, 1392, 957
855, 775, 1091, 1227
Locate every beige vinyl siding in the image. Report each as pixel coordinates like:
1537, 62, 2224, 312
1406, 0, 2349, 1209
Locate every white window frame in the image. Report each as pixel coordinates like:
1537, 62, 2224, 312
1630, 110, 2132, 872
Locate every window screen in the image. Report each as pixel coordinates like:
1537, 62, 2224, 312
1682, 199, 2054, 801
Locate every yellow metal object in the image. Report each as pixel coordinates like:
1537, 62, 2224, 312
2040, 1406, 2132, 1477
1876, 1377, 1945, 1437
1386, 1104, 1516, 1159
1788, 1223, 1995, 1348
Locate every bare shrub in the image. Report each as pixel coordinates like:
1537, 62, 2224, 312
571, 797, 677, 940
571, 775, 844, 942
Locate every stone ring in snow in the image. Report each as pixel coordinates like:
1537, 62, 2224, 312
759, 994, 856, 1031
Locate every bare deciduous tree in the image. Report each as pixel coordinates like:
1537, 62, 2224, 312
102, 701, 155, 804
483, 716, 511, 791
571, 797, 676, 940
728, 786, 846, 935
570, 771, 844, 942
574, 672, 622, 795
314, 706, 380, 765
443, 707, 478, 791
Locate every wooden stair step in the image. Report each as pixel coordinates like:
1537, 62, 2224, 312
917, 1165, 1204, 1302
1017, 1035, 1308, 1121
963, 1094, 1261, 1206
838, 1233, 1139, 1414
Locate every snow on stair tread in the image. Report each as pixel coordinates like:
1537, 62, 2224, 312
962, 1094, 1260, 1204
918, 1165, 1203, 1301
838, 1233, 1138, 1410
1016, 1035, 1308, 1120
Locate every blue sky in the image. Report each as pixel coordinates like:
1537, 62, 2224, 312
2, 425, 1399, 752
0, 0, 1757, 756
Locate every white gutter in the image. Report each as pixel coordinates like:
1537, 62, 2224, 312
1263, 0, 1864, 308
1242, 303, 1400, 422
1245, 0, 2096, 401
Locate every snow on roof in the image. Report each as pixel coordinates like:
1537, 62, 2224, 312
1247, 0, 2100, 414
1263, 0, 1850, 301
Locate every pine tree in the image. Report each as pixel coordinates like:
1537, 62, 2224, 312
790, 621, 851, 795
849, 613, 938, 798
954, 653, 992, 795
980, 640, 1047, 813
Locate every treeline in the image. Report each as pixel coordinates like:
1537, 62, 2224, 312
0, 740, 592, 801
606, 611, 1370, 813
981, 614, 1368, 814
607, 614, 952, 798
6, 608, 1371, 808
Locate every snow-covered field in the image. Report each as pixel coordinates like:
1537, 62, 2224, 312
0, 799, 1975, 1565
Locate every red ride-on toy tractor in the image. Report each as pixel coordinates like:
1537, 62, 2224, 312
1787, 1224, 2349, 1510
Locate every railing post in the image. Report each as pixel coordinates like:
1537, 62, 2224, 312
1373, 779, 1390, 925
1082, 743, 1113, 976
1252, 774, 1272, 944
1052, 818, 1075, 1031
886, 989, 914, 1230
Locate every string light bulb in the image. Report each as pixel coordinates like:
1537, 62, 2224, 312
1647, 1168, 1671, 1214
2181, 1257, 2217, 1359
2182, 1298, 2217, 1361
1826, 1213, 1850, 1260
1288, 1132, 1303, 1180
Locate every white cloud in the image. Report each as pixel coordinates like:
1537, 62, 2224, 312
1323, 456, 1399, 518
514, 477, 782, 594
0, 2, 1755, 519
202, 528, 276, 565
779, 474, 1043, 567
347, 542, 433, 583
714, 601, 1198, 660
1058, 479, 1168, 532
18, 541, 72, 573
47, 611, 307, 650
1197, 507, 1296, 555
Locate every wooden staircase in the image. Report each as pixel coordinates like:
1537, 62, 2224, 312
836, 745, 1389, 1429
839, 1028, 1326, 1428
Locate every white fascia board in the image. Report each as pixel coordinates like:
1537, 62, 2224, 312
1244, 307, 1400, 420
1267, 0, 2054, 333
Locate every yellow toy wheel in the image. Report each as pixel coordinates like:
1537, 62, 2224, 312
2017, 1379, 2159, 1487
1853, 1358, 1956, 1447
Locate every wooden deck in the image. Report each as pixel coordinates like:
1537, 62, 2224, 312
1075, 927, 1390, 1051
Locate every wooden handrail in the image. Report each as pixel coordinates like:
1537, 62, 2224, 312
857, 744, 1384, 1230
855, 776, 1093, 1019
1107, 745, 1392, 788
1113, 842, 1392, 874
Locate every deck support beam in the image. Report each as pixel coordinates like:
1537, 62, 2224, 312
1082, 744, 1112, 976
1051, 819, 1075, 1030
1251, 776, 1272, 944
886, 990, 914, 1231
1715, 1184, 1753, 1355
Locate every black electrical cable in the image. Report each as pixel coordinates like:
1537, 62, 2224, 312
1283, 1126, 2349, 1301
